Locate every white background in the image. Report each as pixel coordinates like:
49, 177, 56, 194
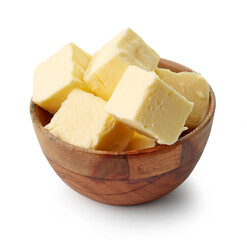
0, 0, 246, 239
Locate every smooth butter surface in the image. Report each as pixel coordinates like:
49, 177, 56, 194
155, 68, 209, 128
33, 43, 91, 114
125, 132, 155, 151
84, 28, 160, 100
45, 89, 134, 151
105, 66, 193, 145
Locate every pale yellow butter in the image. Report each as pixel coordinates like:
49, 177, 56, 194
33, 43, 91, 114
84, 28, 160, 100
155, 68, 209, 128
45, 89, 133, 151
125, 132, 155, 151
105, 66, 193, 145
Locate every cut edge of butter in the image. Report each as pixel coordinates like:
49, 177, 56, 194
45, 89, 134, 151
84, 28, 160, 100
105, 66, 193, 145
155, 68, 209, 128
33, 43, 91, 114
125, 132, 156, 151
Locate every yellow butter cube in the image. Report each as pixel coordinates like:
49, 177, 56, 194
105, 66, 193, 145
125, 132, 155, 151
33, 43, 91, 114
155, 68, 209, 128
84, 28, 160, 100
45, 89, 134, 151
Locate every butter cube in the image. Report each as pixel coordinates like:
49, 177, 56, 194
33, 43, 91, 114
84, 28, 160, 100
105, 66, 193, 145
125, 132, 155, 151
45, 89, 133, 151
155, 68, 209, 128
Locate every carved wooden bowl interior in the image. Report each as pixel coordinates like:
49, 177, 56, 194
30, 58, 216, 205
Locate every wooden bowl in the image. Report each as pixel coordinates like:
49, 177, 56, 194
30, 58, 216, 205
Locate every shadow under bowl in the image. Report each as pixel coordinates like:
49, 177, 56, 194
30, 58, 216, 205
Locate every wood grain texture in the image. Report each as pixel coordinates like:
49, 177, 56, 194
30, 58, 216, 205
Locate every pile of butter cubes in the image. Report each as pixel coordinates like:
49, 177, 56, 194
33, 28, 209, 151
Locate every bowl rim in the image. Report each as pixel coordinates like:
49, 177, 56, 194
30, 59, 216, 156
